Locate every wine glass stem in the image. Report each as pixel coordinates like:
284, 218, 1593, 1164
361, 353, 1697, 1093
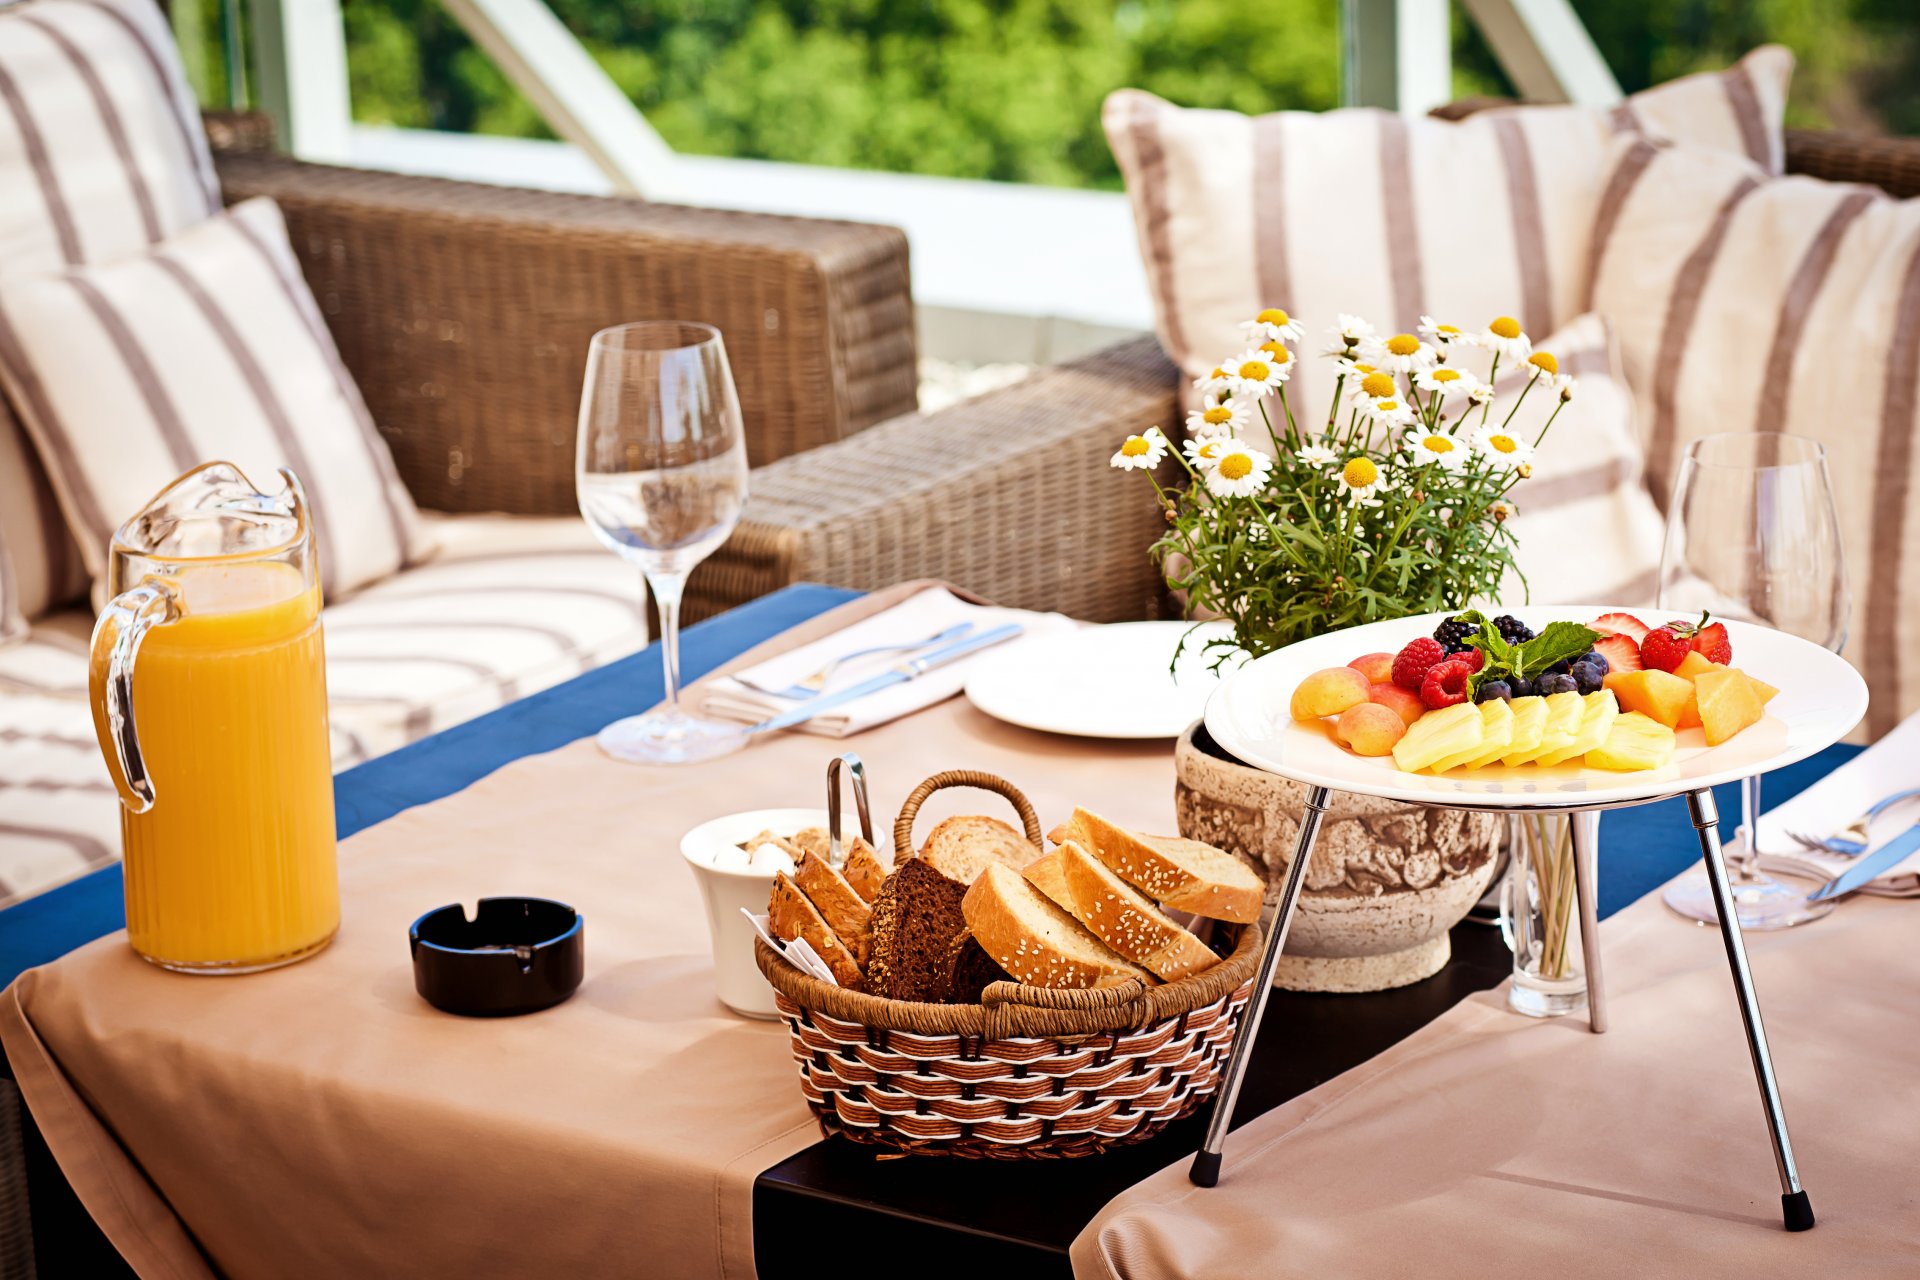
1734, 772, 1764, 881
650, 571, 687, 710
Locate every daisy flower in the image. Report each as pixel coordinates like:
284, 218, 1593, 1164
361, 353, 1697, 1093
1364, 395, 1417, 428
1295, 442, 1338, 468
1110, 426, 1169, 471
1203, 441, 1274, 498
1378, 333, 1437, 375
1557, 375, 1578, 402
1191, 364, 1233, 400
1257, 340, 1295, 370
1348, 370, 1400, 404
1415, 365, 1482, 400
1473, 423, 1535, 469
1489, 499, 1516, 524
1224, 349, 1289, 398
1336, 455, 1392, 506
1419, 316, 1467, 346
1185, 399, 1250, 439
1324, 314, 1378, 358
1241, 308, 1304, 344
1476, 316, 1532, 364
1404, 427, 1470, 471
1466, 381, 1494, 406
1333, 358, 1385, 385
1183, 434, 1231, 469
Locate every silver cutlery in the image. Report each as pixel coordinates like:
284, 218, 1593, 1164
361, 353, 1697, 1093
732, 622, 974, 700
1786, 785, 1920, 857
749, 624, 1024, 734
1806, 820, 1920, 902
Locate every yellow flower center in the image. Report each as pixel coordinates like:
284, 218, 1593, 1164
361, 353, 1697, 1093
1386, 334, 1421, 356
1435, 323, 1461, 335
1359, 372, 1396, 399
1120, 436, 1151, 458
1218, 453, 1253, 481
1259, 341, 1293, 363
1430, 368, 1461, 383
1256, 308, 1291, 326
1210, 366, 1227, 380
1202, 405, 1234, 425
1376, 399, 1402, 413
1420, 435, 1456, 454
1528, 351, 1558, 375
1349, 362, 1377, 376
1342, 457, 1379, 487
1237, 360, 1270, 380
1489, 316, 1522, 340
1488, 434, 1518, 454
1196, 440, 1224, 460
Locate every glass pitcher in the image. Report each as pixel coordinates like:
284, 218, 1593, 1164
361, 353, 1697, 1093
89, 462, 340, 973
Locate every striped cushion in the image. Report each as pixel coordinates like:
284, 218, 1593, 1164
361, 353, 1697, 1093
0, 403, 86, 642
0, 197, 431, 598
1104, 46, 1793, 431
0, 513, 649, 907
1588, 136, 1920, 737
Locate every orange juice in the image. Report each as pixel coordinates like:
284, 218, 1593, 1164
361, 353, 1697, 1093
98, 561, 339, 971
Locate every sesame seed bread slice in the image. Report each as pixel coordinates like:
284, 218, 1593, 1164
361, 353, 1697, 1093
962, 863, 1156, 990
768, 872, 865, 990
1054, 841, 1218, 982
919, 815, 1042, 886
1047, 808, 1265, 924
792, 850, 873, 966
1020, 849, 1074, 910
841, 836, 889, 905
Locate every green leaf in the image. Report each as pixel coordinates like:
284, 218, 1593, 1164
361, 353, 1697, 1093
1515, 621, 1600, 678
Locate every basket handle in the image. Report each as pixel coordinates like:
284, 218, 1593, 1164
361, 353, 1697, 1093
893, 768, 1043, 860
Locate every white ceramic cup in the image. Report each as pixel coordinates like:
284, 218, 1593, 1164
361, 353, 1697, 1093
679, 807, 830, 1019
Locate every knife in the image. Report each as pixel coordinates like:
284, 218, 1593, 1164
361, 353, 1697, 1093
748, 623, 1025, 734
1806, 822, 1920, 902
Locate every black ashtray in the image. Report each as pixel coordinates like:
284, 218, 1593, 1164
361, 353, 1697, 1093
409, 897, 584, 1017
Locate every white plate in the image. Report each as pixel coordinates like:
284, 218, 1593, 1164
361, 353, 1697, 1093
1204, 604, 1868, 811
964, 621, 1242, 739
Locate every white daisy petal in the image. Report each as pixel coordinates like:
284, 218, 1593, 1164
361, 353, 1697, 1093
1415, 365, 1483, 399
1475, 317, 1532, 364
1418, 315, 1468, 346
1334, 454, 1394, 507
1473, 423, 1535, 469
1404, 427, 1470, 471
1202, 441, 1274, 498
1295, 442, 1338, 468
1241, 308, 1305, 345
1364, 395, 1417, 428
1185, 398, 1252, 439
1223, 348, 1290, 398
1110, 426, 1169, 471
1377, 333, 1438, 375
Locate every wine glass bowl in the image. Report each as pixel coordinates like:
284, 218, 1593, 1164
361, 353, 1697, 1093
577, 321, 750, 765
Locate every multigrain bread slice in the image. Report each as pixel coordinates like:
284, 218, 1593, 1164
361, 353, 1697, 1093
919, 815, 1041, 886
792, 851, 872, 966
865, 857, 969, 1002
1048, 808, 1265, 924
962, 864, 1156, 990
1054, 841, 1218, 982
768, 872, 864, 989
842, 836, 889, 904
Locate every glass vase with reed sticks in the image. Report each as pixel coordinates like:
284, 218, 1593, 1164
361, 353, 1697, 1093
1501, 814, 1588, 1017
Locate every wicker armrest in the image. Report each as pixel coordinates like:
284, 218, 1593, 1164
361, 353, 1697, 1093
213, 151, 917, 514
687, 335, 1180, 623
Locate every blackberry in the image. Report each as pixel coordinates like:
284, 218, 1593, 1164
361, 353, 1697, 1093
1433, 615, 1478, 654
1493, 614, 1535, 645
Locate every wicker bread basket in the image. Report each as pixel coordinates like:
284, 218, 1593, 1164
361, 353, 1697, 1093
756, 769, 1262, 1158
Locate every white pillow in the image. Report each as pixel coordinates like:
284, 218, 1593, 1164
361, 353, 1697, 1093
0, 197, 431, 599
1103, 46, 1794, 428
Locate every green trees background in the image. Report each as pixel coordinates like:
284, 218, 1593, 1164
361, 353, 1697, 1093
188, 0, 1920, 189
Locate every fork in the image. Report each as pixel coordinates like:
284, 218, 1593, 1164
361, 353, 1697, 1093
1787, 785, 1920, 857
732, 622, 975, 700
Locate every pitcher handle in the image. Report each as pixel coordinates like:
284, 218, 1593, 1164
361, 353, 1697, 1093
89, 580, 179, 814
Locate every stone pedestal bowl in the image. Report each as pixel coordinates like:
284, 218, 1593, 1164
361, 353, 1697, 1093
1174, 722, 1500, 993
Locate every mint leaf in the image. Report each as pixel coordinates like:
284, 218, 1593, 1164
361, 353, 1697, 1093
1514, 622, 1600, 679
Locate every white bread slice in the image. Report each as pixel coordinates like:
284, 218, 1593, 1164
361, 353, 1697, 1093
962, 864, 1155, 990
1054, 841, 1218, 981
1021, 849, 1073, 909
1047, 809, 1265, 924
919, 815, 1041, 885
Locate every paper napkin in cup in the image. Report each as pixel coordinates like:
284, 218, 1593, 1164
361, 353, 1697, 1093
700, 586, 1076, 737
1753, 707, 1920, 898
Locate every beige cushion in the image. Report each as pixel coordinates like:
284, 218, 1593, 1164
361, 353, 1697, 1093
1103, 46, 1793, 426
0, 513, 648, 908
0, 0, 218, 640
0, 197, 431, 599
1588, 135, 1919, 737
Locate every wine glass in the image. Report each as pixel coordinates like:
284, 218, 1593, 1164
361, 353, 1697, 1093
1658, 432, 1849, 929
576, 322, 750, 764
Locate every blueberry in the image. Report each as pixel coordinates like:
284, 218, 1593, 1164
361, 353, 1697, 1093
1537, 672, 1578, 696
1476, 679, 1512, 704
1570, 661, 1603, 694
1508, 675, 1535, 698
1546, 659, 1572, 676
1584, 650, 1610, 675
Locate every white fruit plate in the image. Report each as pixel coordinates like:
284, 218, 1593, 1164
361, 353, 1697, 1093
1204, 604, 1868, 812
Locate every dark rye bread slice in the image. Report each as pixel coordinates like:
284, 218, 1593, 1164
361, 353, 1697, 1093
945, 929, 1014, 1004
865, 856, 968, 1002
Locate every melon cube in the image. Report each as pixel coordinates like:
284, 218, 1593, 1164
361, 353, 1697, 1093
1391, 703, 1484, 773
1695, 668, 1764, 746
1436, 699, 1515, 772
1671, 651, 1717, 729
1587, 711, 1678, 771
1603, 668, 1695, 730
1500, 697, 1550, 766
1738, 669, 1780, 704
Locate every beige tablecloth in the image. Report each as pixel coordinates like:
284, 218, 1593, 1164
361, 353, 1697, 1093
0, 583, 1180, 1280
1073, 879, 1920, 1278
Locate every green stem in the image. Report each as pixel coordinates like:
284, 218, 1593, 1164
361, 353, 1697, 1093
1499, 369, 1540, 431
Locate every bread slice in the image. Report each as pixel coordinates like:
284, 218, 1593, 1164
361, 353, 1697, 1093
792, 851, 873, 966
768, 872, 864, 989
1021, 850, 1073, 910
841, 836, 889, 905
1053, 841, 1217, 982
1048, 808, 1265, 924
962, 863, 1155, 990
944, 928, 1014, 1004
919, 815, 1041, 886
865, 857, 969, 1002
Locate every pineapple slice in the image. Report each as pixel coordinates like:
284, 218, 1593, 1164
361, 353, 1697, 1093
1443, 698, 1518, 772
1535, 691, 1619, 766
1499, 696, 1549, 766
1587, 711, 1678, 771
1504, 691, 1584, 766
1391, 703, 1484, 773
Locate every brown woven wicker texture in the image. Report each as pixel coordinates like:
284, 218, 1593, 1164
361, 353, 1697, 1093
213, 151, 918, 514
892, 767, 1044, 856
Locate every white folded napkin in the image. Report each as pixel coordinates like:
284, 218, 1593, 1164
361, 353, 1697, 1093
701, 587, 1077, 737
1752, 708, 1920, 898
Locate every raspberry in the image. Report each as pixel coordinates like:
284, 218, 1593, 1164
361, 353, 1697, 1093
1420, 659, 1472, 709
1456, 646, 1485, 674
1392, 637, 1447, 691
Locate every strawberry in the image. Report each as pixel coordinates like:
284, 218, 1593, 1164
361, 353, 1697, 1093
1639, 625, 1695, 673
1392, 637, 1447, 691
1691, 619, 1732, 665
1590, 612, 1650, 643
1420, 659, 1473, 709
1593, 633, 1643, 674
